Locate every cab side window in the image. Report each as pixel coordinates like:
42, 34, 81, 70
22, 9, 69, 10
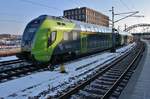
47, 31, 56, 47
51, 31, 56, 42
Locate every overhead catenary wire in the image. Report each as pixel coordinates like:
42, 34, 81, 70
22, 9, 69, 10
0, 19, 24, 23
0, 0, 62, 23
119, 0, 144, 26
18, 0, 62, 12
119, 0, 132, 11
72, 0, 82, 7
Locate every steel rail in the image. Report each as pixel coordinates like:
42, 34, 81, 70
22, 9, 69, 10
0, 59, 24, 67
58, 44, 137, 99
101, 43, 144, 99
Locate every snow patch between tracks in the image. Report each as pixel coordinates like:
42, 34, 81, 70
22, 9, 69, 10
0, 43, 136, 99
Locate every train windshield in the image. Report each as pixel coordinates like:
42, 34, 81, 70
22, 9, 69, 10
23, 20, 40, 42
22, 19, 42, 46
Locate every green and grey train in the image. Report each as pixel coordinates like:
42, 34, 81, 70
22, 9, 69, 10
18, 15, 133, 63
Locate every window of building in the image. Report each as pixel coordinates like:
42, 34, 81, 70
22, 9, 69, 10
71, 16, 74, 19
79, 10, 81, 14
82, 9, 85, 14
75, 16, 78, 19
75, 10, 78, 14
65, 12, 68, 16
82, 15, 85, 19
79, 15, 81, 19
71, 10, 74, 15
68, 11, 70, 15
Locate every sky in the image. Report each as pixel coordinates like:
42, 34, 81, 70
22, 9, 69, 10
0, 0, 150, 35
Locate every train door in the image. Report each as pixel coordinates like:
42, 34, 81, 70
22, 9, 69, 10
80, 32, 87, 53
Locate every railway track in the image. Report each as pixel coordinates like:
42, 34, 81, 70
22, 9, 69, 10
0, 62, 48, 83
0, 47, 127, 84
0, 59, 31, 73
0, 59, 24, 67
56, 42, 145, 99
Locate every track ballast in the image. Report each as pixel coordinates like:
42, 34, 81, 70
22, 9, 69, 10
56, 41, 145, 99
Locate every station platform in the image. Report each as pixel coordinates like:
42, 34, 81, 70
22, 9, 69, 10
119, 40, 150, 99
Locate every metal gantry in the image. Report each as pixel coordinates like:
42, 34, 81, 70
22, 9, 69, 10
109, 6, 140, 52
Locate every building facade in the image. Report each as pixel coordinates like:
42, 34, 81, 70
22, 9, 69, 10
63, 7, 109, 27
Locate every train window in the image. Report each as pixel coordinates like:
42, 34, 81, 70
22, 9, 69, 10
98, 27, 101, 32
51, 31, 56, 42
101, 28, 105, 33
84, 26, 88, 32
64, 32, 69, 40
47, 31, 56, 47
86, 26, 90, 32
94, 27, 98, 32
108, 28, 112, 32
104, 28, 107, 33
91, 26, 95, 32
80, 25, 86, 31
28, 27, 37, 33
73, 31, 78, 40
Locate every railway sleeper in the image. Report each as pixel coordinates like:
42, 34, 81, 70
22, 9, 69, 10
111, 90, 121, 99
71, 94, 82, 99
118, 81, 127, 87
108, 69, 122, 73
115, 86, 124, 92
83, 87, 106, 95
103, 74, 120, 79
95, 79, 114, 86
99, 77, 117, 82
78, 90, 103, 99
90, 84, 108, 91
104, 72, 120, 76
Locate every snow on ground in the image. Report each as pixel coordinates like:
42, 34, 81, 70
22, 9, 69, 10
0, 56, 18, 62
0, 43, 136, 99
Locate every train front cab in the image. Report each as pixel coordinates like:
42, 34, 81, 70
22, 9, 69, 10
18, 16, 45, 60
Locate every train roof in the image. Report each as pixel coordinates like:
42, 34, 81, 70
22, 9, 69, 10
38, 15, 112, 33
38, 15, 132, 36
118, 31, 132, 36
